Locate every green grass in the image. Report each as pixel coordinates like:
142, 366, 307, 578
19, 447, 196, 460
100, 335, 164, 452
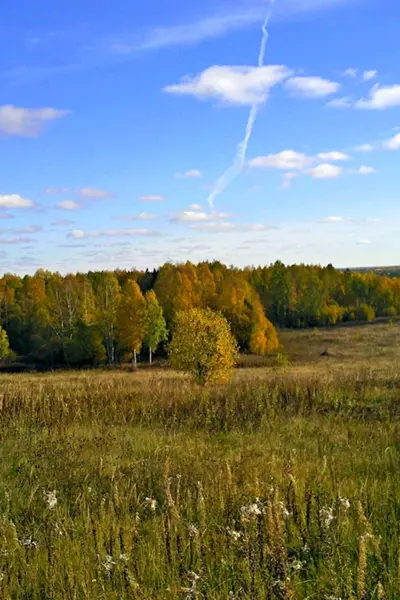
0, 321, 399, 598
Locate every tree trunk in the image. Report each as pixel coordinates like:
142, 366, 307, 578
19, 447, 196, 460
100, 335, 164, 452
133, 349, 137, 369
149, 347, 152, 365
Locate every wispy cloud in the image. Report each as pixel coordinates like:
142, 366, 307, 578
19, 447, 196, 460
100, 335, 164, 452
57, 200, 82, 211
0, 105, 69, 136
78, 187, 114, 199
69, 228, 159, 239
112, 8, 265, 54
115, 212, 158, 221
174, 169, 203, 179
51, 219, 75, 227
140, 195, 166, 202
110, 0, 361, 55
172, 210, 229, 223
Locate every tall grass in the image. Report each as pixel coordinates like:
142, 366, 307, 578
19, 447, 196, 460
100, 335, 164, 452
0, 323, 399, 598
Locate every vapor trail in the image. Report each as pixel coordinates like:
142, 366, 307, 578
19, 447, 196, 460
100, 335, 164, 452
207, 0, 276, 210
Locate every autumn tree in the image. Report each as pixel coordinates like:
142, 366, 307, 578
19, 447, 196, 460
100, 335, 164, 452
117, 280, 147, 367
144, 291, 168, 364
0, 326, 10, 361
249, 300, 280, 355
169, 308, 238, 385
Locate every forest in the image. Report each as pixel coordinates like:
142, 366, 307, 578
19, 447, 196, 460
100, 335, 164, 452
0, 260, 399, 367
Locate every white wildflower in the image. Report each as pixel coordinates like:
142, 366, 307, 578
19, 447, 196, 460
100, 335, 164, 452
145, 497, 157, 512
0, 572, 4, 582
102, 555, 116, 574
278, 501, 291, 520
44, 490, 58, 510
240, 501, 262, 521
188, 524, 199, 538
226, 527, 242, 541
291, 559, 304, 571
20, 535, 38, 549
339, 497, 350, 510
320, 506, 334, 529
119, 553, 129, 563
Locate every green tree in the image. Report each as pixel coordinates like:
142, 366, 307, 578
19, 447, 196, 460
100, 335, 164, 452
144, 291, 168, 364
169, 308, 238, 385
0, 326, 10, 361
117, 280, 147, 367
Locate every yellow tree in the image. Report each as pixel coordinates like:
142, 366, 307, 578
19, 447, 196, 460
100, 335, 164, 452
117, 280, 147, 367
169, 308, 238, 385
249, 299, 280, 355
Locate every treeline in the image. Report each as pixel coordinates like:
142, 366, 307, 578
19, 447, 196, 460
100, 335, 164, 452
0, 261, 398, 367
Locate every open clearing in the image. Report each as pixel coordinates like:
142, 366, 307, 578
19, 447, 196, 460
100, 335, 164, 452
0, 321, 399, 598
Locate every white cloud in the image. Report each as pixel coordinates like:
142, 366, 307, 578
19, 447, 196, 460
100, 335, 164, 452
383, 132, 400, 150
0, 105, 69, 136
317, 151, 350, 161
70, 228, 157, 239
112, 9, 266, 53
357, 239, 372, 245
362, 70, 377, 82
354, 143, 374, 152
322, 216, 345, 222
0, 236, 34, 245
190, 221, 236, 232
246, 224, 271, 231
78, 187, 113, 199
173, 210, 228, 223
0, 194, 34, 208
326, 96, 353, 109
249, 150, 314, 170
44, 187, 71, 195
13, 225, 42, 234
110, 1, 362, 55
351, 166, 376, 175
281, 172, 299, 189
117, 212, 158, 221
355, 84, 400, 109
140, 195, 166, 202
188, 203, 203, 211
285, 76, 340, 98
342, 68, 358, 78
164, 65, 291, 106
307, 164, 342, 179
58, 200, 81, 211
174, 169, 203, 179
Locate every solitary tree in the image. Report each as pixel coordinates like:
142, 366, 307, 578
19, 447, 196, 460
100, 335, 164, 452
169, 308, 238, 385
144, 291, 168, 364
0, 326, 10, 361
117, 280, 147, 367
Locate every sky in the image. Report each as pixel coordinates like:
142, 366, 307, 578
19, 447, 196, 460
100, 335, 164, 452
0, 0, 399, 274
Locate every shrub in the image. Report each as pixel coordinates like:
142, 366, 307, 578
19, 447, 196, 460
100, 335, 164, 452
169, 308, 238, 385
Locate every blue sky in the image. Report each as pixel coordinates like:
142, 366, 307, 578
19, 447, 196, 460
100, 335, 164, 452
0, 0, 399, 274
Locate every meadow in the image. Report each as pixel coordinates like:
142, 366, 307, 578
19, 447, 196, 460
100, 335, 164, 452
0, 321, 399, 598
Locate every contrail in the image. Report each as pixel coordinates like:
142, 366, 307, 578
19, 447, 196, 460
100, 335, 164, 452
207, 0, 276, 210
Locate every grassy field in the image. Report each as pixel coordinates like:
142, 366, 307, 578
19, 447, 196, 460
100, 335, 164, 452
0, 321, 399, 598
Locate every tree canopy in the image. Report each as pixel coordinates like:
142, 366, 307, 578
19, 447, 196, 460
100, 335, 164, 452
0, 261, 397, 368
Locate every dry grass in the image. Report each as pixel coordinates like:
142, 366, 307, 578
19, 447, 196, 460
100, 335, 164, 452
0, 321, 399, 598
